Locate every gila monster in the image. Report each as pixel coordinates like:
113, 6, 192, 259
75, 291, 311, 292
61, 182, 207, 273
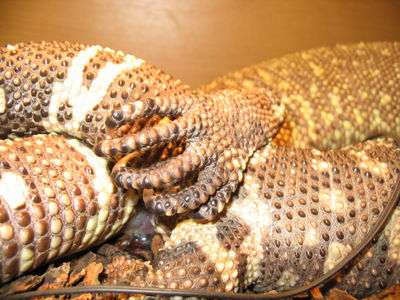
0, 41, 399, 298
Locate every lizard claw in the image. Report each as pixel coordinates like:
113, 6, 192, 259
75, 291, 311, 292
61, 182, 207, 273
96, 89, 284, 219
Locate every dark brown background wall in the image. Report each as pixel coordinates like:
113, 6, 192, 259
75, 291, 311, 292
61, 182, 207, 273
1, 0, 399, 88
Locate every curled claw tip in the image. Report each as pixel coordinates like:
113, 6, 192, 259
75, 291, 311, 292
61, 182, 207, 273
94, 144, 103, 156
143, 188, 155, 205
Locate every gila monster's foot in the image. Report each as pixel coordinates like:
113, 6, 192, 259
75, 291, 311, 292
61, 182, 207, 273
96, 89, 284, 219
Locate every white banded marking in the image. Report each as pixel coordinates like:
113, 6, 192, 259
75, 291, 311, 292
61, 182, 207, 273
66, 54, 143, 135
46, 46, 102, 132
66, 138, 136, 244
276, 269, 300, 287
388, 207, 400, 264
66, 138, 114, 215
324, 242, 350, 273
67, 138, 114, 245
167, 219, 240, 293
236, 147, 274, 285
0, 172, 30, 209
46, 46, 144, 137
0, 88, 5, 114
230, 192, 272, 285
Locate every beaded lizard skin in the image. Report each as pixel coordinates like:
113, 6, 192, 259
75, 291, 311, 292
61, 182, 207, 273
0, 41, 399, 298
201, 42, 400, 150
0, 41, 282, 283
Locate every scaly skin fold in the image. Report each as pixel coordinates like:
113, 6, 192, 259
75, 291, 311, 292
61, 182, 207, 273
125, 137, 400, 298
0, 135, 137, 284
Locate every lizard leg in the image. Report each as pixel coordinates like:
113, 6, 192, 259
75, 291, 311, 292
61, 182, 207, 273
100, 89, 284, 219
